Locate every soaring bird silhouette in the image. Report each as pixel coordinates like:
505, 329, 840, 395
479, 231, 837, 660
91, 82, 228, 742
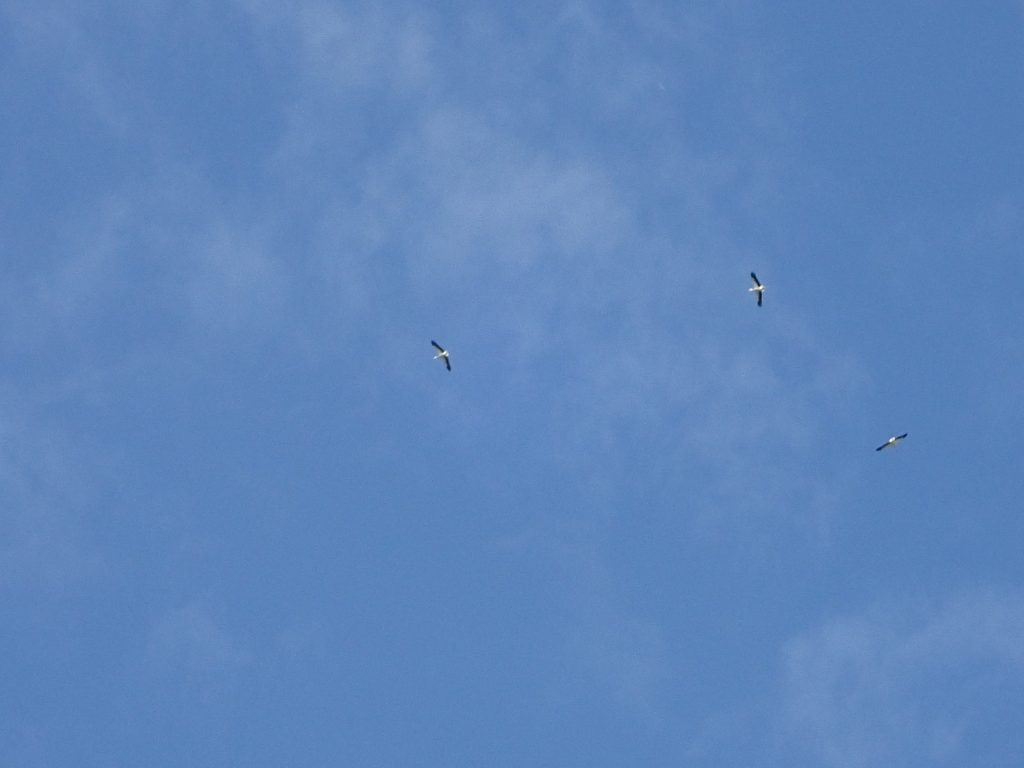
431, 340, 451, 371
749, 272, 765, 307
876, 433, 908, 451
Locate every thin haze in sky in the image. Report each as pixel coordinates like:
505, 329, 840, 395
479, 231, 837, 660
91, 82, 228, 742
2, 2, 1024, 766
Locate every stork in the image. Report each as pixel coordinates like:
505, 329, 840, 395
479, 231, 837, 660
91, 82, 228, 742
749, 272, 765, 306
876, 433, 908, 451
431, 340, 451, 371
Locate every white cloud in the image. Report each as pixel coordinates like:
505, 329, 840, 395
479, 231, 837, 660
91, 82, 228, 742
578, 607, 669, 722
1, 0, 862, 572
2, 168, 293, 356
185, 220, 290, 336
0, 1, 144, 135
1, 7, 933, 765
781, 591, 1024, 766
144, 601, 254, 672
236, 0, 436, 96
226, 10, 876, 726
297, 3, 435, 93
0, 403, 108, 595
128, 600, 255, 711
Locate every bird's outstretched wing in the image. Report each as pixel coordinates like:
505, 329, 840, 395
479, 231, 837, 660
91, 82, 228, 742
431, 340, 445, 353
896, 433, 908, 441
750, 272, 761, 287
875, 442, 889, 451
444, 357, 451, 371
757, 291, 762, 307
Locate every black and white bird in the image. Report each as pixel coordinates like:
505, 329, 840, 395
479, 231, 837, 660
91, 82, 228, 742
749, 272, 765, 306
876, 433, 908, 451
431, 340, 451, 371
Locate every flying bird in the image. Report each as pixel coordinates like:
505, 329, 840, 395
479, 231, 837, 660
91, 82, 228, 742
431, 340, 451, 371
749, 272, 765, 306
876, 433, 908, 451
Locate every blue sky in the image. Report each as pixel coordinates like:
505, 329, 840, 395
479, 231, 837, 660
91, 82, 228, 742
2, 1, 1023, 765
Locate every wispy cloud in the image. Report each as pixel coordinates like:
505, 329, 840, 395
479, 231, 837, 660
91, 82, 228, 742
185, 219, 290, 337
242, 1, 849, 423
294, 2, 435, 93
225, 4, 873, 731
126, 600, 255, 713
142, 601, 254, 672
781, 591, 1024, 766
1, 1, 142, 135
2, 7, 875, 755
0, 401, 109, 596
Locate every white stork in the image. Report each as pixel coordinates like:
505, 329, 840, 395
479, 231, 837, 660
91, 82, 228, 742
749, 272, 765, 306
876, 433, 908, 451
431, 340, 451, 371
